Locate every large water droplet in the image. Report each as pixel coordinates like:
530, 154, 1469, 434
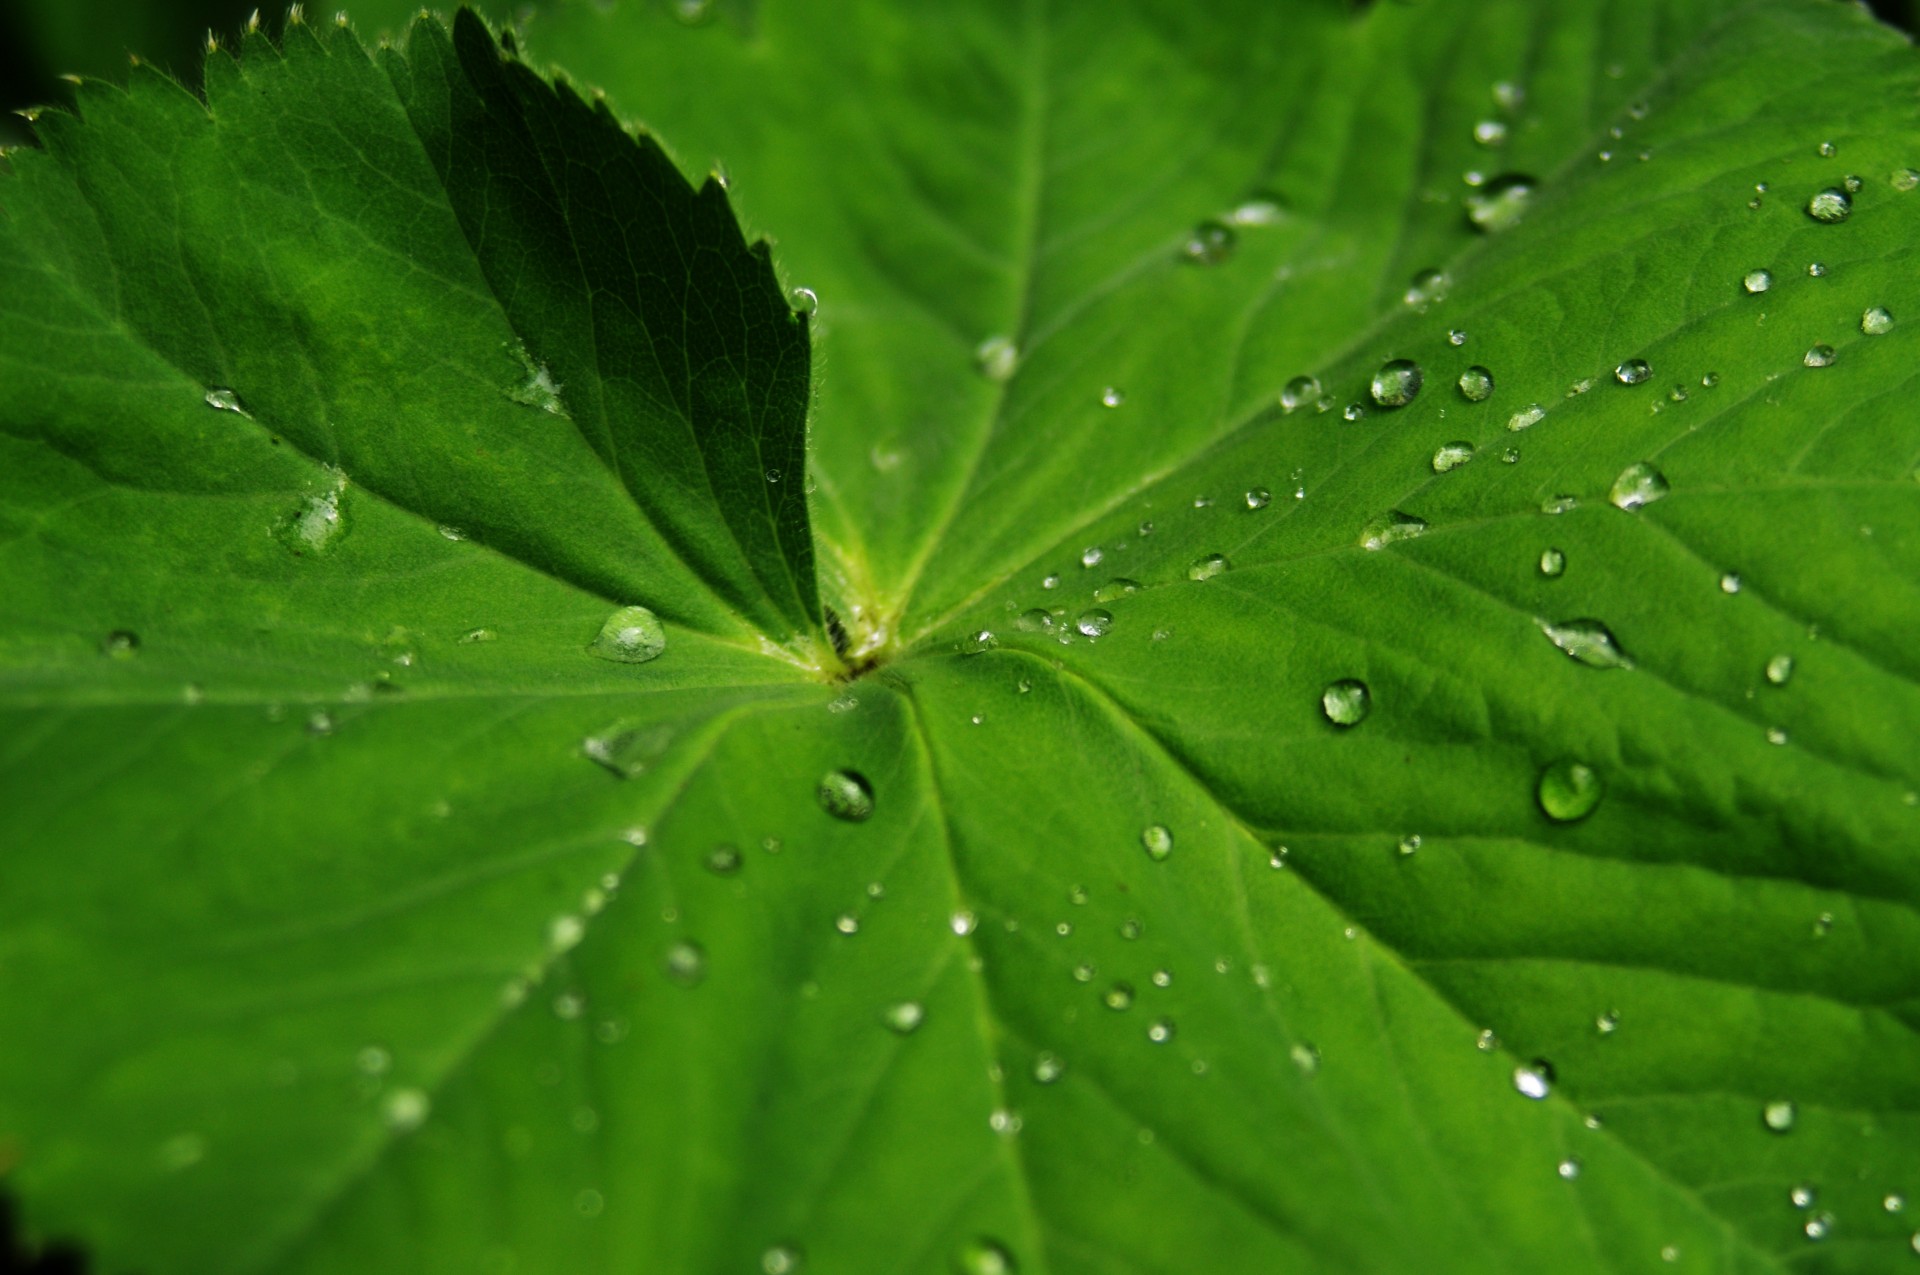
1804, 344, 1836, 368
1467, 174, 1536, 233
1280, 375, 1321, 412
582, 719, 674, 779
1614, 359, 1652, 386
1458, 366, 1494, 401
1762, 1098, 1797, 1133
1473, 119, 1508, 148
588, 606, 666, 664
818, 770, 875, 822
1370, 359, 1423, 408
1187, 553, 1231, 581
791, 286, 820, 316
1093, 578, 1141, 603
974, 336, 1019, 382
1537, 759, 1604, 822
1076, 608, 1113, 638
1539, 547, 1566, 577
1742, 268, 1773, 294
1806, 188, 1852, 223
1360, 511, 1429, 551
1431, 441, 1475, 473
1321, 679, 1371, 726
1539, 618, 1632, 669
1609, 461, 1670, 511
882, 1001, 925, 1034
204, 387, 251, 417
953, 1238, 1018, 1275
1141, 824, 1173, 862
1863, 306, 1895, 335
1180, 220, 1236, 265
1507, 402, 1547, 431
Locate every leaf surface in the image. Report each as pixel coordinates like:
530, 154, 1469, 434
4, 2, 1920, 1273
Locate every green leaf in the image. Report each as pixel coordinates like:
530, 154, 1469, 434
4, 2, 1920, 1273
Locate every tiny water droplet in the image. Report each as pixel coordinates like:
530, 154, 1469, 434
1507, 402, 1547, 431
548, 913, 586, 953
1080, 546, 1103, 568
1280, 375, 1321, 412
1862, 306, 1894, 335
1609, 461, 1670, 511
1742, 268, 1773, 294
1806, 188, 1851, 223
1767, 726, 1789, 746
1719, 572, 1742, 595
882, 1001, 924, 1034
1537, 759, 1604, 821
974, 335, 1019, 382
1103, 982, 1135, 1011
1472, 119, 1508, 148
953, 1237, 1018, 1275
1539, 618, 1632, 669
791, 286, 819, 316
1404, 268, 1450, 308
1885, 1193, 1906, 1213
834, 913, 859, 935
1033, 1052, 1065, 1084
1360, 511, 1428, 551
1596, 1008, 1621, 1035
1180, 219, 1236, 265
1458, 366, 1495, 401
1100, 386, 1126, 408
1513, 1060, 1554, 1100
1804, 344, 1836, 368
1289, 1042, 1320, 1075
663, 940, 706, 986
1763, 1099, 1797, 1132
1804, 1212, 1834, 1241
1320, 679, 1371, 726
817, 770, 875, 822
1614, 359, 1653, 386
1807, 261, 1828, 277
1431, 441, 1475, 473
1343, 402, 1366, 422
1539, 548, 1566, 577
1467, 174, 1536, 233
705, 845, 742, 876
1791, 1183, 1817, 1208
1141, 824, 1173, 862
1370, 359, 1424, 408
1146, 1017, 1176, 1043
588, 606, 665, 664
1476, 1029, 1500, 1052
278, 467, 348, 555
1187, 553, 1231, 581
1557, 1157, 1582, 1180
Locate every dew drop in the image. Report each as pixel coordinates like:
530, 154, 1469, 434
1806, 188, 1851, 223
1396, 834, 1422, 858
663, 940, 706, 987
1244, 487, 1271, 510
1100, 386, 1126, 408
1079, 546, 1103, 569
1343, 402, 1366, 422
1289, 1042, 1320, 1075
761, 1245, 803, 1274
1595, 1008, 1621, 1035
1863, 306, 1894, 335
953, 1237, 1018, 1275
1033, 1052, 1065, 1084
1539, 619, 1632, 669
791, 286, 819, 316
1513, 1060, 1554, 1100
1804, 344, 1836, 368
1476, 1029, 1500, 1052
204, 387, 250, 417
1614, 359, 1653, 386
381, 1087, 430, 1133
1180, 219, 1236, 265
1146, 1017, 1176, 1044
1431, 441, 1475, 473
1103, 982, 1136, 1011
1894, 168, 1920, 191
705, 845, 742, 876
587, 605, 666, 664
882, 1001, 924, 1034
1609, 461, 1670, 511
1742, 268, 1773, 294
1074, 609, 1113, 639
101, 629, 140, 659
1885, 1193, 1906, 1213
548, 913, 587, 953
1467, 174, 1537, 233
1458, 366, 1495, 401
1804, 1212, 1834, 1241
1472, 119, 1508, 148
1369, 359, 1424, 408
974, 335, 1020, 382
1539, 547, 1566, 577
1186, 553, 1231, 581
1557, 1157, 1582, 1180
1448, 328, 1468, 346
1140, 824, 1174, 862
834, 913, 859, 936
1280, 375, 1322, 412
278, 468, 348, 555
1762, 1099, 1797, 1133
1507, 402, 1547, 431
817, 770, 875, 822
1807, 261, 1828, 278
1404, 268, 1450, 308
1360, 511, 1429, 551
1320, 679, 1371, 726
1537, 759, 1604, 822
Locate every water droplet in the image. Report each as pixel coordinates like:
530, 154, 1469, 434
204, 388, 250, 416
1448, 329, 1468, 346
1541, 494, 1579, 515
1227, 196, 1285, 226
1146, 1017, 1176, 1043
1369, 359, 1424, 408
663, 940, 706, 986
1141, 824, 1173, 862
1791, 1183, 1817, 1208
1539, 619, 1632, 669
356, 1044, 392, 1076
1596, 1008, 1621, 1035
1103, 982, 1135, 1011
1280, 375, 1321, 412
761, 1245, 803, 1274
1767, 725, 1789, 746
1457, 366, 1495, 401
1894, 168, 1920, 191
1808, 261, 1828, 277
1033, 1052, 1065, 1084
1804, 344, 1836, 368
1763, 1099, 1797, 1132
1886, 1193, 1907, 1213
1180, 219, 1236, 265
1186, 553, 1231, 581
306, 709, 336, 736
1404, 268, 1450, 308
588, 606, 666, 664
506, 343, 568, 417
1507, 402, 1547, 431
1244, 487, 1271, 510
1431, 441, 1475, 473
548, 913, 587, 953
278, 467, 348, 555
975, 335, 1019, 382
1539, 548, 1566, 577
705, 845, 742, 876
1557, 1157, 1582, 1180
459, 627, 496, 645
1320, 678, 1371, 726
1513, 1060, 1554, 1100
1804, 1212, 1834, 1241
100, 629, 140, 659
1609, 461, 1670, 511
1072, 962, 1096, 983
1079, 546, 1103, 569
1472, 119, 1508, 148
834, 913, 859, 935
1493, 80, 1524, 110
1476, 1029, 1500, 1052
1360, 511, 1429, 551
1342, 402, 1366, 422
382, 1087, 430, 1133
953, 1238, 1018, 1275
1818, 140, 1839, 158
1661, 1246, 1680, 1264
1537, 759, 1604, 822
818, 770, 875, 822
1075, 609, 1112, 638
1614, 359, 1653, 386
1396, 834, 1422, 858
1467, 174, 1536, 233
1100, 386, 1126, 408
1289, 1042, 1320, 1075
1742, 268, 1773, 294
1807, 188, 1852, 223
882, 1001, 924, 1034
1863, 306, 1894, 335
791, 286, 819, 316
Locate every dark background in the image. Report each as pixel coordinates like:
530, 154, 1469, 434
0, 0, 1916, 1267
